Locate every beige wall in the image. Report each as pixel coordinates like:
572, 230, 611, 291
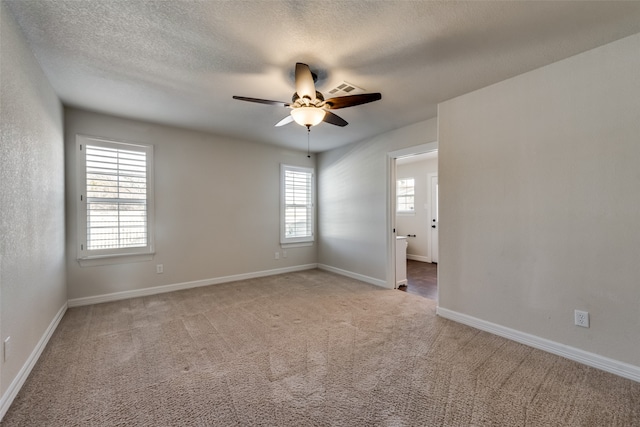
438, 33, 640, 366
0, 2, 66, 400
65, 108, 315, 300
317, 119, 438, 284
396, 157, 438, 261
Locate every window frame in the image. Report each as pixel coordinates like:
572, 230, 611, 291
280, 164, 315, 246
76, 135, 155, 265
396, 177, 416, 214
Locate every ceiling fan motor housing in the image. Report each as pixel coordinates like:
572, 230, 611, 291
292, 91, 325, 104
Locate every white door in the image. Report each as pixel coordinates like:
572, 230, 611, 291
430, 174, 439, 263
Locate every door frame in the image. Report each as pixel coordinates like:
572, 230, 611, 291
428, 172, 438, 263
386, 141, 438, 289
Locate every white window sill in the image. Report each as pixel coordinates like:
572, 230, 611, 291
78, 252, 154, 267
280, 241, 314, 249
396, 211, 416, 216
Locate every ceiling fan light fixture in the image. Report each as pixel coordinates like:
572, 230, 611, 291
291, 107, 326, 127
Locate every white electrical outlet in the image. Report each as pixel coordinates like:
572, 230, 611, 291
156, 264, 164, 274
574, 310, 589, 328
3, 336, 10, 362
275, 252, 280, 260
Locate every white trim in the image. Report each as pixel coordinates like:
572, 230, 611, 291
317, 264, 390, 288
388, 143, 439, 160
0, 303, 67, 421
387, 142, 439, 289
280, 164, 315, 245
436, 307, 640, 383
76, 134, 155, 261
78, 253, 154, 267
280, 242, 313, 249
407, 254, 430, 263
68, 264, 318, 307
427, 172, 438, 264
386, 154, 397, 288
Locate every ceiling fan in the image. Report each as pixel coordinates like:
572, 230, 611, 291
233, 63, 381, 129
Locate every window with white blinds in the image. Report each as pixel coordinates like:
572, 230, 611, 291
77, 135, 154, 260
397, 178, 415, 213
281, 164, 314, 244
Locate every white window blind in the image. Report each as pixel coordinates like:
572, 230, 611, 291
281, 164, 314, 244
77, 135, 154, 260
397, 178, 415, 212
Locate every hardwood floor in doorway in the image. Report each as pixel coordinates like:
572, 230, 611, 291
399, 260, 437, 300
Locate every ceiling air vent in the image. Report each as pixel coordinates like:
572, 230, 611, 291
327, 81, 365, 96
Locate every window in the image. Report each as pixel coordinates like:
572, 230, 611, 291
397, 178, 415, 213
77, 135, 154, 262
281, 164, 314, 245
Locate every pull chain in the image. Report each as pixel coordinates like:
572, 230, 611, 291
306, 125, 311, 158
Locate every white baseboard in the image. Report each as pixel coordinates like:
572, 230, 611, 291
317, 264, 389, 288
68, 264, 318, 307
436, 307, 640, 383
407, 254, 431, 263
0, 302, 67, 421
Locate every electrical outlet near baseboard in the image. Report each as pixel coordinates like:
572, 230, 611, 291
574, 310, 589, 328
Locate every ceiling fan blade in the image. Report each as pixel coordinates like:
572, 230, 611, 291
323, 111, 348, 127
275, 115, 294, 127
295, 63, 316, 100
325, 93, 382, 109
232, 96, 289, 107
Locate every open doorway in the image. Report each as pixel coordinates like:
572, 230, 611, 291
387, 142, 438, 300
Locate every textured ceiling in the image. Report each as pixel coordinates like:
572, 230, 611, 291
5, 1, 640, 152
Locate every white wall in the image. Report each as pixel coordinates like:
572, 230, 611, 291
317, 119, 438, 285
438, 33, 640, 367
396, 157, 438, 261
65, 108, 316, 301
0, 1, 66, 408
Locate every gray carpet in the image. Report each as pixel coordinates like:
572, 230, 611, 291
2, 269, 639, 426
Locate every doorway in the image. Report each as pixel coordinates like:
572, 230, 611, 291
387, 142, 438, 300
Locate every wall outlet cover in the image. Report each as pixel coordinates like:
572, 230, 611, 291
574, 310, 590, 328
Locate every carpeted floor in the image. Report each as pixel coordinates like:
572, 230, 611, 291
2, 269, 639, 426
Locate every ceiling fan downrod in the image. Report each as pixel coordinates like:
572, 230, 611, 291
307, 125, 311, 158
